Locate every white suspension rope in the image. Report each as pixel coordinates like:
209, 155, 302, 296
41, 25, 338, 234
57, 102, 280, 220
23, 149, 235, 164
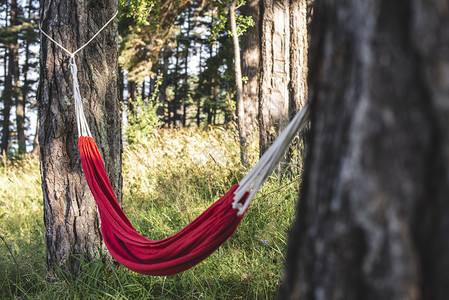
70, 58, 92, 137
39, 11, 118, 137
233, 102, 310, 216
39, 11, 118, 58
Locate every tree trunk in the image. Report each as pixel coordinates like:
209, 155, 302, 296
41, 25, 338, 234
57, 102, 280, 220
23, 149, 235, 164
1, 49, 9, 153
149, 76, 156, 97
118, 66, 124, 104
127, 80, 136, 115
141, 78, 146, 101
1, 48, 11, 154
230, 0, 248, 166
21, 0, 33, 154
288, 0, 309, 158
259, 0, 308, 155
182, 6, 191, 127
159, 46, 170, 125
240, 0, 260, 144
11, 0, 25, 154
172, 41, 181, 126
196, 44, 203, 127
31, 116, 39, 156
39, 0, 121, 275
280, 1, 449, 299
1, 1, 14, 155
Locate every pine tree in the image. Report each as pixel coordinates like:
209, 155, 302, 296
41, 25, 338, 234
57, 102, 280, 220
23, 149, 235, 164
39, 0, 121, 275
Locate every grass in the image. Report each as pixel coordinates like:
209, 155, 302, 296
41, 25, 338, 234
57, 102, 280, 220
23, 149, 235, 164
0, 125, 302, 299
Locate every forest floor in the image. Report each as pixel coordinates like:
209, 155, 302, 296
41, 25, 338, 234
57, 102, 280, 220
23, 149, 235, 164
0, 126, 302, 299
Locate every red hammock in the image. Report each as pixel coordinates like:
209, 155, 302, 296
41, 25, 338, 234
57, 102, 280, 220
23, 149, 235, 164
78, 136, 249, 276
41, 13, 309, 277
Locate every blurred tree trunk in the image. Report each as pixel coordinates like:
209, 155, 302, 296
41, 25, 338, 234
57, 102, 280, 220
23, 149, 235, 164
141, 78, 146, 102
149, 76, 156, 96
20, 0, 33, 154
30, 117, 39, 156
280, 1, 449, 299
1, 50, 10, 154
196, 44, 203, 126
206, 38, 214, 125
229, 0, 247, 166
39, 0, 121, 275
118, 66, 124, 104
182, 6, 191, 127
127, 80, 136, 115
1, 1, 14, 154
1, 48, 9, 153
159, 46, 170, 125
213, 83, 219, 124
11, 0, 25, 154
240, 0, 260, 147
259, 0, 308, 155
172, 41, 181, 126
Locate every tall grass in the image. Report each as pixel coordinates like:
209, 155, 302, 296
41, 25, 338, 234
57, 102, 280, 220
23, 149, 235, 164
0, 126, 301, 299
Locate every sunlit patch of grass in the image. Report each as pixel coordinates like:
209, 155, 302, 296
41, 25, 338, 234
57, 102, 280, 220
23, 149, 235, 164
0, 155, 46, 299
0, 126, 302, 299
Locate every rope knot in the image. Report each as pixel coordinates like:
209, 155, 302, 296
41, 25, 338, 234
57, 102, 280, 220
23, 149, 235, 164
69, 55, 76, 66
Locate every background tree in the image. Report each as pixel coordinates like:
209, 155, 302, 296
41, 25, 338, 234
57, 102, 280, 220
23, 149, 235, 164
1, 0, 14, 154
21, 0, 39, 154
281, 1, 449, 299
10, 0, 24, 153
229, 0, 247, 166
210, 0, 254, 165
240, 0, 259, 145
259, 0, 308, 155
39, 0, 121, 275
0, 0, 39, 155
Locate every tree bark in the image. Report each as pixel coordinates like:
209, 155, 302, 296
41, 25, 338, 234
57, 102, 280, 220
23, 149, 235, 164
39, 0, 121, 275
281, 1, 449, 299
259, 0, 308, 155
240, 0, 260, 143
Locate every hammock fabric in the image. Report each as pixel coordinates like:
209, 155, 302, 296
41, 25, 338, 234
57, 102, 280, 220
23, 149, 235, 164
78, 136, 249, 276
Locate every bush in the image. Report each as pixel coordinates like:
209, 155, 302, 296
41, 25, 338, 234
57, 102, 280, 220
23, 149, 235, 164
125, 77, 163, 146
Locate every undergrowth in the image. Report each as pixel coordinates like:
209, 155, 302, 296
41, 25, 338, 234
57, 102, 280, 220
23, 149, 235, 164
0, 126, 302, 299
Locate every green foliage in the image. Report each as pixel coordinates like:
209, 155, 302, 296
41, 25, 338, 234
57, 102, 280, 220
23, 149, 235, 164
209, 12, 228, 42
120, 0, 156, 27
209, 0, 255, 41
126, 77, 163, 146
118, 0, 190, 81
0, 128, 303, 299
